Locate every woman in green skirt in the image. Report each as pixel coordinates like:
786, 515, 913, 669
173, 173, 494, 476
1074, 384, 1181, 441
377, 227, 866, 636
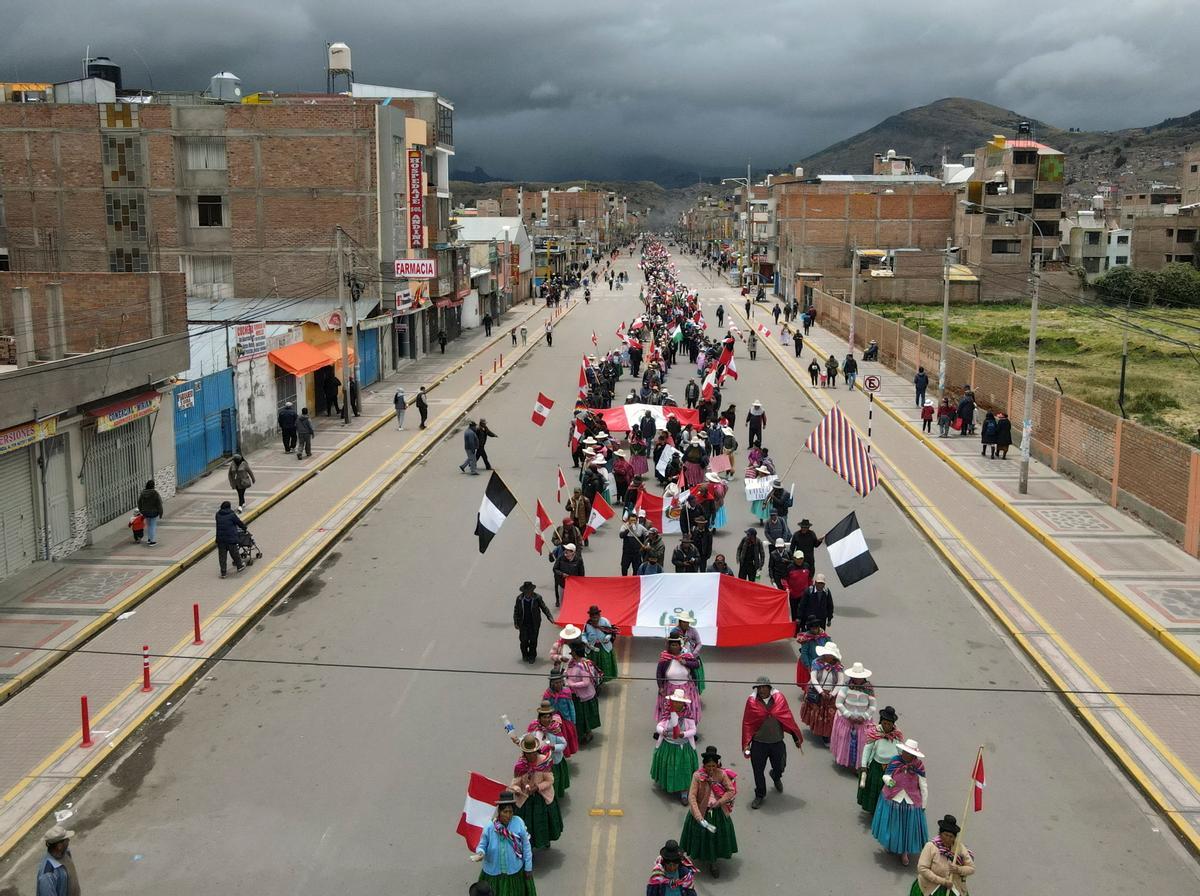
679, 746, 739, 878
858, 705, 903, 814
584, 605, 619, 688
520, 701, 570, 798
651, 689, 699, 804
511, 734, 563, 849
470, 790, 537, 896
565, 643, 601, 744
670, 611, 705, 694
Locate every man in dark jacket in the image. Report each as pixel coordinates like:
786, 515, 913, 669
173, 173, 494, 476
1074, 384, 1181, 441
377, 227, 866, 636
460, 422, 479, 475
137, 480, 163, 546
789, 518, 823, 569
671, 534, 701, 573
619, 514, 648, 576
690, 515, 713, 572
798, 574, 834, 628
296, 408, 315, 459
684, 379, 700, 410
514, 581, 555, 662
957, 391, 976, 436
552, 543, 585, 606
914, 367, 929, 408
323, 372, 341, 416
277, 401, 298, 453
415, 386, 429, 429
638, 410, 656, 443
214, 500, 248, 578
767, 538, 792, 589
735, 528, 765, 581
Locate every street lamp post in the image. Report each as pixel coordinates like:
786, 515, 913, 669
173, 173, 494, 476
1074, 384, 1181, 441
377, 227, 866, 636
502, 225, 511, 309
848, 249, 860, 354
722, 161, 753, 290
960, 199, 1043, 494
938, 237, 953, 396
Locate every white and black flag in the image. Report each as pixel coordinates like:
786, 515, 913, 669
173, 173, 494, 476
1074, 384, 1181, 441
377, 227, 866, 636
475, 472, 518, 553
825, 511, 878, 587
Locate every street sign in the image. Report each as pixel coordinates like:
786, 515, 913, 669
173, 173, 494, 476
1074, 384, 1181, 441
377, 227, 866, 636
863, 374, 882, 393
395, 258, 438, 279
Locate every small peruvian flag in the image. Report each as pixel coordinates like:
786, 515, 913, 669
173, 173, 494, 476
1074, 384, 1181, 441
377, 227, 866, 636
722, 356, 738, 382
758, 324, 772, 339
591, 330, 598, 347
556, 466, 568, 503
535, 499, 553, 532
578, 356, 589, 400
569, 418, 586, 454
701, 368, 718, 401
582, 493, 615, 540
972, 750, 986, 812
531, 392, 555, 427
456, 772, 508, 850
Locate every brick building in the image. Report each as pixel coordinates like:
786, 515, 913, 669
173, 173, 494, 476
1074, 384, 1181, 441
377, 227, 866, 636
499, 186, 629, 253
1130, 206, 1199, 272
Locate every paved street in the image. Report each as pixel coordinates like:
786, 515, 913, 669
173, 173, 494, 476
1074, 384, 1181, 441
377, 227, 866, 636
1, 249, 1198, 894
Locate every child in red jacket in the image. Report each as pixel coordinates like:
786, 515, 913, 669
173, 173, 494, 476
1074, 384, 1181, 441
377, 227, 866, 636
920, 399, 935, 433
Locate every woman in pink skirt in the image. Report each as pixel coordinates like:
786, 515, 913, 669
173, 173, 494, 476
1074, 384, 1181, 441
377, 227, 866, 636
800, 642, 843, 745
830, 662, 877, 769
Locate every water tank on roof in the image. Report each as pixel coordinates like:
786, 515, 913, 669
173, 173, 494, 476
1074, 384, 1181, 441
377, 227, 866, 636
209, 72, 242, 101
1092, 194, 1105, 211
886, 149, 897, 160
794, 166, 804, 177
86, 56, 122, 92
328, 42, 352, 72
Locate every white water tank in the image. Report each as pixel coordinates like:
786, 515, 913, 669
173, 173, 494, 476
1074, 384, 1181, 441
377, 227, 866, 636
1091, 194, 1105, 211
794, 166, 804, 177
210, 72, 241, 101
328, 42, 352, 72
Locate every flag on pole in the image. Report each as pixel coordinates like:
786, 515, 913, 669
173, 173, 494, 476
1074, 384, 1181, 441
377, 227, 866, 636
475, 473, 518, 553
722, 356, 738, 382
569, 418, 586, 454
824, 511, 878, 587
556, 466, 568, 503
805, 405, 879, 498
582, 493, 615, 539
972, 751, 986, 812
559, 573, 792, 646
456, 772, 508, 850
535, 499, 553, 533
587, 404, 700, 433
635, 489, 690, 534
531, 392, 555, 427
591, 330, 598, 347
669, 323, 682, 344
701, 367, 719, 401
578, 357, 589, 401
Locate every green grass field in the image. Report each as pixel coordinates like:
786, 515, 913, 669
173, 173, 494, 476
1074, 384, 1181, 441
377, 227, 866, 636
864, 302, 1200, 446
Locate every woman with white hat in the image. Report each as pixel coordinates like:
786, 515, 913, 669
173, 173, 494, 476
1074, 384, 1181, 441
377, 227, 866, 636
831, 662, 878, 769
871, 738, 930, 866
800, 642, 844, 745
470, 789, 535, 895
652, 688, 698, 804
584, 605, 619, 686
510, 733, 563, 850
669, 610, 705, 693
857, 705, 903, 814
656, 636, 702, 725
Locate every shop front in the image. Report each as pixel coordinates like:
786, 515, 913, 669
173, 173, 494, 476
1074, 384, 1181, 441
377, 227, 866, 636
83, 391, 161, 531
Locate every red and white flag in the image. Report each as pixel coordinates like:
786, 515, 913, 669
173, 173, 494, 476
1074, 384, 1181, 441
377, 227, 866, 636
757, 323, 772, 339
531, 392, 555, 427
535, 499, 553, 533
972, 751, 986, 812
588, 403, 700, 433
635, 489, 691, 535
582, 493, 615, 539
556, 466, 568, 503
560, 574, 792, 646
456, 772, 507, 850
569, 418, 586, 453
701, 368, 719, 401
720, 356, 738, 383
591, 330, 598, 347
578, 356, 589, 400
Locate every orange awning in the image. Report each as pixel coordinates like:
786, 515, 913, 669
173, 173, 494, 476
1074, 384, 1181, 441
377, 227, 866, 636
317, 341, 356, 366
268, 342, 334, 377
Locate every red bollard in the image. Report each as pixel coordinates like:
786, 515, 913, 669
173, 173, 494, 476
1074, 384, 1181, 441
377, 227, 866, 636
479, 370, 483, 385
141, 644, 152, 692
493, 359, 497, 373
192, 603, 204, 645
500, 353, 504, 368
80, 696, 93, 748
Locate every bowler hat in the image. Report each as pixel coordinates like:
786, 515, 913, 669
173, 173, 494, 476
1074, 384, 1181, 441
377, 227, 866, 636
937, 814, 961, 835
659, 840, 684, 863
519, 581, 536, 592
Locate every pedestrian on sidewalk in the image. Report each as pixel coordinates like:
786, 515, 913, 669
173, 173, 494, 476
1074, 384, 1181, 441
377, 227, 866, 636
825, 354, 839, 388
37, 826, 81, 896
277, 401, 298, 453
460, 421, 480, 474
921, 399, 935, 433
137, 479, 163, 546
437, 330, 448, 354
393, 386, 407, 430
773, 304, 782, 325
323, 373, 341, 416
514, 581, 556, 663
781, 324, 791, 347
227, 453, 256, 511
741, 676, 803, 809
994, 411, 1012, 459
214, 500, 248, 578
520, 325, 528, 346
980, 411, 998, 457
544, 321, 553, 347
511, 326, 518, 346
296, 407, 314, 458
957, 390, 976, 436
803, 310, 813, 336
937, 397, 954, 437
349, 377, 361, 416
843, 353, 859, 390
415, 386, 429, 429
744, 298, 752, 318
476, 418, 498, 471
483, 312, 493, 337
914, 367, 929, 407
808, 358, 821, 386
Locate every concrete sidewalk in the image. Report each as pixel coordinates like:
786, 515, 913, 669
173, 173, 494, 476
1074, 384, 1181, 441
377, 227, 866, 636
0, 296, 575, 858
682, 253, 1200, 851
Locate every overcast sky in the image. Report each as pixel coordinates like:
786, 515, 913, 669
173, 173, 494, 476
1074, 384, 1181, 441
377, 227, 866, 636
5, 1, 1196, 180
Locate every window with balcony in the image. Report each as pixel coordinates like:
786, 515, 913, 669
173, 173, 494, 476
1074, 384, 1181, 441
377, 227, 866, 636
991, 239, 1022, 255
197, 195, 224, 227
436, 103, 454, 147
182, 137, 227, 170
1033, 193, 1061, 209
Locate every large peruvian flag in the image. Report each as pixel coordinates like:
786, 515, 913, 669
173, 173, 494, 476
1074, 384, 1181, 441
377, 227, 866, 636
559, 574, 793, 646
590, 403, 700, 432
635, 489, 690, 534
456, 772, 507, 850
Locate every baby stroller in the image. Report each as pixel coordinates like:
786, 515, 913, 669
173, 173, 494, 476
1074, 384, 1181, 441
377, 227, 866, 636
237, 529, 264, 566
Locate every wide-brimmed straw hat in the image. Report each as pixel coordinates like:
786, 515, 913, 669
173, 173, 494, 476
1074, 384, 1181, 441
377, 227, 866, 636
899, 738, 924, 758
559, 624, 582, 640
845, 662, 872, 679
665, 687, 692, 705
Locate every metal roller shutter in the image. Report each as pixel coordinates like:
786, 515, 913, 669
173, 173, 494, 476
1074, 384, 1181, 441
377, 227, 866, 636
83, 417, 153, 529
0, 448, 37, 577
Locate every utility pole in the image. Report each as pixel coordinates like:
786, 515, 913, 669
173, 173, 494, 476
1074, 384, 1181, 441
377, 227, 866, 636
744, 159, 752, 289
1018, 252, 1041, 494
848, 249, 860, 354
335, 226, 351, 425
938, 236, 952, 396
1118, 293, 1131, 417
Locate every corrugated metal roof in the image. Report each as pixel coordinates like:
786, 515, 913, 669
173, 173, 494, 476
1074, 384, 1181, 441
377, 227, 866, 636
187, 296, 376, 324
455, 216, 526, 243
181, 322, 293, 380
816, 174, 942, 183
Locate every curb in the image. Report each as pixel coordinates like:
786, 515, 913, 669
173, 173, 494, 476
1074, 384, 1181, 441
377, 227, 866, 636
728, 299, 1200, 855
0, 300, 555, 706
798, 328, 1200, 678
0, 296, 583, 862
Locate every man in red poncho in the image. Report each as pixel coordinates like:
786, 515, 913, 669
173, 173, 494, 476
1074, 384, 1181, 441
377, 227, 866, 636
741, 675, 803, 809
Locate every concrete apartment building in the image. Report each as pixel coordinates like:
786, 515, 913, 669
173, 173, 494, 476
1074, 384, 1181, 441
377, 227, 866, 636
1184, 148, 1200, 206
954, 131, 1067, 286
1117, 184, 1182, 228
1130, 206, 1199, 272
499, 186, 630, 253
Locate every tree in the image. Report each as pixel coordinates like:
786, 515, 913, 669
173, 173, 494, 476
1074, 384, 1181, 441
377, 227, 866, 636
1093, 265, 1157, 306
1153, 263, 1200, 307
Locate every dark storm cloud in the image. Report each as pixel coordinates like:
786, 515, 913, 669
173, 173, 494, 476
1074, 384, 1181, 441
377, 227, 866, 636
5, 1, 1195, 179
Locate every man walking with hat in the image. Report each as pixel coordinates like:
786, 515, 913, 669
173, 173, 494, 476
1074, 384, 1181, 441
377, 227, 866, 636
740, 675, 803, 809
799, 574, 835, 629
514, 581, 555, 663
789, 518, 823, 569
37, 825, 81, 896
